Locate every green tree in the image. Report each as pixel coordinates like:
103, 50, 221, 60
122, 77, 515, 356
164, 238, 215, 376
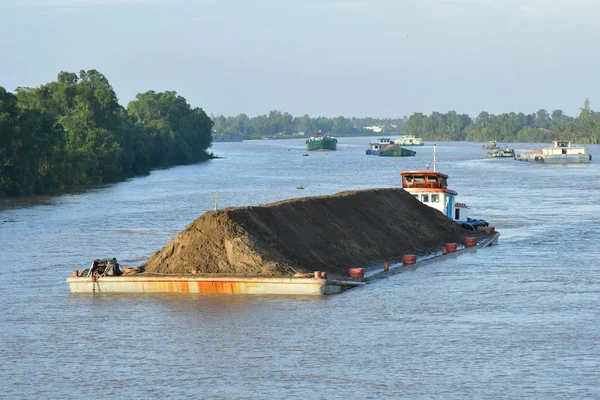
127, 90, 213, 167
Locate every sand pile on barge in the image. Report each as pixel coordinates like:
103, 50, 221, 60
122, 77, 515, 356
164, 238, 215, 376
141, 188, 471, 278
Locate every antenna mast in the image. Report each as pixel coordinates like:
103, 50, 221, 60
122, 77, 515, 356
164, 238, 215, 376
433, 144, 437, 172
214, 190, 219, 211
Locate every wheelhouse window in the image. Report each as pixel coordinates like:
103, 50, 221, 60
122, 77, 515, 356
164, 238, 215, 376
431, 194, 440, 202
422, 194, 429, 202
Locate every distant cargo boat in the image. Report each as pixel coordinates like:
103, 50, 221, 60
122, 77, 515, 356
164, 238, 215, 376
486, 147, 515, 158
306, 130, 337, 151
395, 135, 424, 146
515, 141, 592, 163
482, 140, 499, 149
213, 135, 244, 142
366, 138, 416, 157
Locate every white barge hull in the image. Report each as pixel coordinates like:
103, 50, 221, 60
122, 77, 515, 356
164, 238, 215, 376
67, 275, 361, 296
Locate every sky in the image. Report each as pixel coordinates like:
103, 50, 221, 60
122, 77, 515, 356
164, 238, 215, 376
1, 0, 599, 118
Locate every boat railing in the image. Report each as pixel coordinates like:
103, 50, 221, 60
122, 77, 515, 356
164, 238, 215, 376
402, 181, 443, 189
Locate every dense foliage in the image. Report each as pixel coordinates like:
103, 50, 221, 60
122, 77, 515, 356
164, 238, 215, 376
1, 70, 213, 196
403, 103, 599, 144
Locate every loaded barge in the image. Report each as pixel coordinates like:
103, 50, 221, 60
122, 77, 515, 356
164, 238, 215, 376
67, 151, 499, 296
67, 272, 363, 295
306, 130, 337, 151
365, 138, 416, 157
66, 233, 498, 296
515, 141, 592, 163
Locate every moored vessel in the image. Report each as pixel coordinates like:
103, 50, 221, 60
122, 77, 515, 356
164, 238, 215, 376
306, 130, 337, 151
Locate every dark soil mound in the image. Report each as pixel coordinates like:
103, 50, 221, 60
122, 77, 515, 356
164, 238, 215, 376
141, 188, 471, 278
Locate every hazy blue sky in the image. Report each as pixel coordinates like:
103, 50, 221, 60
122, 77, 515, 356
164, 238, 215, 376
1, 0, 598, 118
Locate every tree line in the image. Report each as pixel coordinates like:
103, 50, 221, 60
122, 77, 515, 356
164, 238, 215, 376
402, 101, 599, 144
212, 102, 599, 145
1, 70, 213, 196
212, 112, 405, 138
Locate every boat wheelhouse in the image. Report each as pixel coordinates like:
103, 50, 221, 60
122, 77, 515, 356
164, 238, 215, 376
400, 145, 489, 232
401, 170, 466, 221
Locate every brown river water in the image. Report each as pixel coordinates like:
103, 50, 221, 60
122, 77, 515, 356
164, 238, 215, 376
1, 138, 599, 399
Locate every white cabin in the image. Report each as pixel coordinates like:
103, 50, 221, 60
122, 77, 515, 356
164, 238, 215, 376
395, 135, 424, 146
368, 138, 394, 152
543, 141, 588, 157
401, 171, 466, 221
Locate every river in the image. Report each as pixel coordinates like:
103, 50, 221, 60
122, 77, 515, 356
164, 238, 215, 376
1, 137, 599, 399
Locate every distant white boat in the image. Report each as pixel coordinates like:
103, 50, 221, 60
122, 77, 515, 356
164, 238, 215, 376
515, 141, 592, 163
394, 135, 424, 146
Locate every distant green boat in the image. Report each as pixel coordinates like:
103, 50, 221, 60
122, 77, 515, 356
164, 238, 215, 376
366, 138, 416, 157
306, 131, 337, 151
379, 145, 416, 157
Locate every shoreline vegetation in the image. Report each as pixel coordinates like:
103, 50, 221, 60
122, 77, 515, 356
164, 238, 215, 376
1, 69, 598, 197
1, 70, 213, 197
214, 100, 599, 144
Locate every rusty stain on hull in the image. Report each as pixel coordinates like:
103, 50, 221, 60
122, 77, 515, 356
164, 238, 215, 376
67, 275, 365, 295
67, 232, 500, 296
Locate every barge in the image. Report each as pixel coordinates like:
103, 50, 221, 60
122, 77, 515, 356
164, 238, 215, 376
486, 147, 515, 158
66, 233, 498, 296
67, 160, 499, 296
366, 138, 416, 157
67, 273, 364, 295
515, 141, 592, 163
306, 130, 337, 151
